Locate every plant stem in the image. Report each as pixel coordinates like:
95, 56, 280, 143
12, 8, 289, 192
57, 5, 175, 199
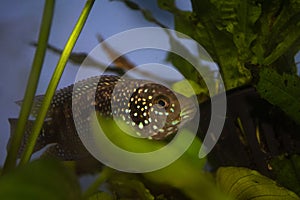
2, 0, 55, 175
83, 167, 115, 199
19, 0, 95, 166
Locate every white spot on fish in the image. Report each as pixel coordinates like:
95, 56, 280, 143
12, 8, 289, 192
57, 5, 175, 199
138, 123, 144, 129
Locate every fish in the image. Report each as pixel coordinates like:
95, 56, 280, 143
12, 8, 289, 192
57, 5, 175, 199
8, 75, 197, 168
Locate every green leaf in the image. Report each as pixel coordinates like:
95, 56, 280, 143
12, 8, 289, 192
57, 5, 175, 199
144, 138, 232, 200
19, 0, 95, 165
3, 0, 55, 174
97, 116, 165, 153
165, 42, 206, 85
256, 68, 300, 125
108, 173, 154, 200
263, 18, 300, 66
93, 115, 230, 199
252, 0, 300, 71
172, 79, 207, 97
210, 0, 261, 61
0, 159, 81, 200
217, 167, 300, 199
269, 154, 300, 196
181, 1, 252, 89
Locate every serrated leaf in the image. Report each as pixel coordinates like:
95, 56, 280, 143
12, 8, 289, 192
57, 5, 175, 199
256, 69, 300, 124
217, 167, 300, 200
184, 1, 252, 89
0, 159, 81, 200
210, 0, 261, 61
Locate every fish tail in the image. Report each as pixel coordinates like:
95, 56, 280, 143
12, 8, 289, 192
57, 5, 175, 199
7, 118, 57, 158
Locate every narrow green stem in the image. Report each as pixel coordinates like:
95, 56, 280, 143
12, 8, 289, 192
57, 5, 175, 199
2, 0, 55, 175
19, 0, 95, 166
83, 167, 115, 199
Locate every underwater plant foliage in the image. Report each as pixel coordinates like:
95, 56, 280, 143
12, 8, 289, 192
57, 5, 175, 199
1, 0, 300, 199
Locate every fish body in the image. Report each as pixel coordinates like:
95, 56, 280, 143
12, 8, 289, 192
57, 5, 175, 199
9, 75, 196, 163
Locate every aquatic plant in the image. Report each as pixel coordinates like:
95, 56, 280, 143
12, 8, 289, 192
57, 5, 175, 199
1, 0, 300, 199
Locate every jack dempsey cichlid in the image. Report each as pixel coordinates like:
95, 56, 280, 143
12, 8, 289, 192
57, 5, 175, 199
8, 75, 197, 165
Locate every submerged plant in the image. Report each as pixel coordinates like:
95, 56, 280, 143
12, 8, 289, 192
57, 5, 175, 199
1, 0, 300, 199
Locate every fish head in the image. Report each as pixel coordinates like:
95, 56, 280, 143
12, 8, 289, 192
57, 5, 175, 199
127, 82, 197, 140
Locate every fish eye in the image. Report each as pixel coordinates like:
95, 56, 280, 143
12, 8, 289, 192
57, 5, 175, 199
155, 96, 169, 108
158, 99, 167, 107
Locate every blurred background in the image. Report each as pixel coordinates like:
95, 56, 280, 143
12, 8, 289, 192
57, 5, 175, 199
0, 0, 299, 169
